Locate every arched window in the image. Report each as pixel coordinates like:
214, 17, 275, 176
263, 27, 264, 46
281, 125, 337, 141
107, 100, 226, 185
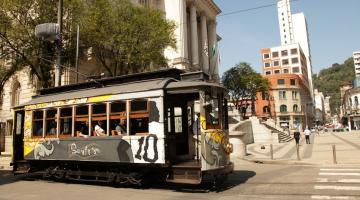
11, 80, 21, 107
280, 105, 287, 113
355, 96, 359, 107
293, 104, 298, 112
263, 106, 270, 113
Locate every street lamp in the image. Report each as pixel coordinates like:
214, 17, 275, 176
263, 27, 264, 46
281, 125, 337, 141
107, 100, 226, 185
35, 0, 63, 87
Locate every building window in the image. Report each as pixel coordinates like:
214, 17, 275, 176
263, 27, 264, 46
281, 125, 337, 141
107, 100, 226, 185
139, 0, 150, 7
349, 98, 353, 106
291, 48, 298, 55
263, 53, 270, 59
292, 91, 298, 99
282, 59, 289, 65
283, 69, 289, 74
293, 67, 300, 73
263, 106, 270, 114
280, 105, 287, 113
265, 71, 271, 75
279, 91, 286, 100
278, 79, 285, 85
274, 70, 280, 74
273, 60, 280, 66
264, 62, 271, 67
262, 92, 269, 100
11, 81, 21, 107
281, 50, 288, 57
292, 57, 299, 64
272, 52, 279, 58
355, 96, 359, 107
290, 79, 296, 85
293, 104, 299, 112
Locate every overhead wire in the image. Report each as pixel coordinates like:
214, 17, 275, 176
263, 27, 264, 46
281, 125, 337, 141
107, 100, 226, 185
219, 0, 301, 17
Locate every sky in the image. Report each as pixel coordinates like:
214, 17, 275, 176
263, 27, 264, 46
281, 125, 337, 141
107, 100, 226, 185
213, 0, 360, 76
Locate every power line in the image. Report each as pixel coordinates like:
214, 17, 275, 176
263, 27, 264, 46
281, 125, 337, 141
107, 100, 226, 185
219, 0, 301, 17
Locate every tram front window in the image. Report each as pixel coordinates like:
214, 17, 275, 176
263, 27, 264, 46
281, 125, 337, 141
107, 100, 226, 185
205, 97, 220, 129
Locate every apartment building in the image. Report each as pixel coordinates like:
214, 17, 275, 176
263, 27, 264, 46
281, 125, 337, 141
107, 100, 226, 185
354, 51, 360, 77
256, 74, 312, 130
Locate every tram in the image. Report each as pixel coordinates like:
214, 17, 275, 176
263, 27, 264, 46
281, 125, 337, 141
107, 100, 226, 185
12, 69, 233, 185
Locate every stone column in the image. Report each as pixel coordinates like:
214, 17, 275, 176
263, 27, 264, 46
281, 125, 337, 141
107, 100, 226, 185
190, 3, 199, 69
200, 14, 209, 74
208, 21, 217, 78
179, 0, 188, 61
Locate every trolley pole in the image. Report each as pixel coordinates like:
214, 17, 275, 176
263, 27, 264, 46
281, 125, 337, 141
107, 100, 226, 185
270, 144, 274, 160
55, 0, 63, 87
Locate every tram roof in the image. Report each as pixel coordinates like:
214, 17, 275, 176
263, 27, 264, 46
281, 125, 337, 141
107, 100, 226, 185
24, 78, 174, 106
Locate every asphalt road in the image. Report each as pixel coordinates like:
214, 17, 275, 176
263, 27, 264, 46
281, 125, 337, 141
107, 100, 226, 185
1, 162, 360, 200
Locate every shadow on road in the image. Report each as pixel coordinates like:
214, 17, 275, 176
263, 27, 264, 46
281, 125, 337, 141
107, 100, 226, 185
0, 170, 256, 193
0, 170, 42, 186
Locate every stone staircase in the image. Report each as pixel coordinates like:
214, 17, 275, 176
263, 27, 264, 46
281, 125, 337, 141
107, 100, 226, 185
261, 119, 293, 143
250, 117, 278, 144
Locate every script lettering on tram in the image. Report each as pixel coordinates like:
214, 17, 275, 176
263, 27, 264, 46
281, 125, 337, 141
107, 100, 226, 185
69, 143, 101, 158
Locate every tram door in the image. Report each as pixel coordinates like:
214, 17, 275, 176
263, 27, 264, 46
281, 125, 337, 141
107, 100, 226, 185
13, 110, 24, 162
167, 95, 191, 160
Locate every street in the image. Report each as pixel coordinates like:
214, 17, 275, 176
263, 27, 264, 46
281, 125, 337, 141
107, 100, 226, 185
1, 161, 360, 200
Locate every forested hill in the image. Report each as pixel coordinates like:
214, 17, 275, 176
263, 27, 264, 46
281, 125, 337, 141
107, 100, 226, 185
312, 58, 355, 114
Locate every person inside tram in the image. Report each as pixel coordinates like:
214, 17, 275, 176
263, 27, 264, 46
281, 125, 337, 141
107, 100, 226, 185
115, 119, 126, 135
94, 120, 106, 136
78, 121, 89, 137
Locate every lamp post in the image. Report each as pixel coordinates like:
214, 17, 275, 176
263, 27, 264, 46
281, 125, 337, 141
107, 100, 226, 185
35, 0, 63, 87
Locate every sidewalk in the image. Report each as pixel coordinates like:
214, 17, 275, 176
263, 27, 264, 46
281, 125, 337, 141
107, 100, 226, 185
240, 131, 360, 165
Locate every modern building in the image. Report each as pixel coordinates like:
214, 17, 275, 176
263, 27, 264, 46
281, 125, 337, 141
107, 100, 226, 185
0, 0, 222, 154
314, 89, 325, 125
277, 0, 314, 100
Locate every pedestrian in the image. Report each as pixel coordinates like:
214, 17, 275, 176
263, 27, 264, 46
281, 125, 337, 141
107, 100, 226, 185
304, 127, 311, 144
294, 130, 300, 145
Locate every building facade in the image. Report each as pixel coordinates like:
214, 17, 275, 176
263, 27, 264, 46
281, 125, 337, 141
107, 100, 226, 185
341, 87, 360, 130
256, 74, 312, 130
277, 0, 314, 100
0, 0, 222, 154
354, 51, 360, 77
314, 89, 325, 125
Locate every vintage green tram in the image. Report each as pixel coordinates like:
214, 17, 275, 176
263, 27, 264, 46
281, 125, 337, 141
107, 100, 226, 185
12, 69, 233, 185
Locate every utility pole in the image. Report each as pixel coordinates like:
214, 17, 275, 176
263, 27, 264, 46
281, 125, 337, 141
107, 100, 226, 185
55, 0, 63, 87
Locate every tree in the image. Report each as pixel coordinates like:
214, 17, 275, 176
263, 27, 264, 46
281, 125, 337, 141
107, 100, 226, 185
0, 0, 84, 88
222, 62, 270, 117
0, 0, 176, 90
313, 58, 355, 114
80, 0, 176, 76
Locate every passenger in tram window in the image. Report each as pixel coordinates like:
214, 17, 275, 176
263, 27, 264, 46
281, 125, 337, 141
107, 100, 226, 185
94, 120, 106, 136
78, 121, 89, 137
48, 121, 57, 135
115, 119, 126, 135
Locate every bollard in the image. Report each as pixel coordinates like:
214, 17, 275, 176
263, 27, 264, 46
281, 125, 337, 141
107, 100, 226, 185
332, 145, 337, 164
296, 144, 301, 161
270, 144, 274, 160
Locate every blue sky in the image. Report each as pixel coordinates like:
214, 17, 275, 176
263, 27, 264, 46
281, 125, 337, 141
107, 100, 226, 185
214, 0, 360, 76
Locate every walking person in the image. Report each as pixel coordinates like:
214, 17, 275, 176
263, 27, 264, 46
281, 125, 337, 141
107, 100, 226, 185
304, 127, 311, 144
294, 130, 300, 145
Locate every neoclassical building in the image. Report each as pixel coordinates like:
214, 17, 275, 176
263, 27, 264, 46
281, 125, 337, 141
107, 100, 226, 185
0, 0, 221, 154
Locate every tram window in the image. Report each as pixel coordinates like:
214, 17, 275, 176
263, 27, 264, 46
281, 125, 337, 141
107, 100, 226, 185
45, 109, 57, 137
131, 100, 147, 112
110, 101, 126, 136
75, 105, 89, 137
32, 110, 44, 137
204, 96, 220, 128
60, 107, 72, 137
91, 103, 107, 136
130, 99, 149, 135
174, 107, 182, 133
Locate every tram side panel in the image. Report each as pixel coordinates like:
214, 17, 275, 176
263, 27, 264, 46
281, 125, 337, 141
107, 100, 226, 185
22, 97, 166, 165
